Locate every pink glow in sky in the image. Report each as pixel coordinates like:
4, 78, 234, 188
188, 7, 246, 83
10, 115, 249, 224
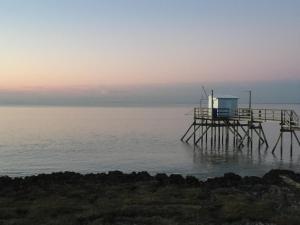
0, 0, 299, 90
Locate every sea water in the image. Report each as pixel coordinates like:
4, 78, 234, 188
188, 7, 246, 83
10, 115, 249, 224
0, 104, 299, 179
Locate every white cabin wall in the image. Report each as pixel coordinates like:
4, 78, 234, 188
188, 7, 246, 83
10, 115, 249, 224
208, 96, 218, 108
208, 95, 238, 117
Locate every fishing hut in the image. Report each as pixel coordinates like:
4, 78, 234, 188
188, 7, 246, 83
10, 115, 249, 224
181, 90, 300, 155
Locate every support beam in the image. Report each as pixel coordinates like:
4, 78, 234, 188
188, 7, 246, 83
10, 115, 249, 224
272, 133, 282, 153
238, 122, 252, 141
186, 125, 201, 143
260, 125, 269, 148
238, 127, 252, 149
181, 122, 194, 141
290, 131, 293, 157
253, 128, 266, 144
225, 121, 243, 140
293, 131, 300, 146
195, 126, 211, 145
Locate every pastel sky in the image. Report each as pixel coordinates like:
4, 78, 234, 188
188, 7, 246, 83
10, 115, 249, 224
0, 0, 299, 90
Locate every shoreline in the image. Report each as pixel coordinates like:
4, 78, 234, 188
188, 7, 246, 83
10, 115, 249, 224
1, 169, 300, 224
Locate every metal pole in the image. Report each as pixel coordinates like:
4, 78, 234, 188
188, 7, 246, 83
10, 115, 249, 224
211, 90, 214, 117
205, 120, 208, 145
249, 90, 252, 110
201, 119, 204, 146
210, 90, 214, 148
193, 120, 196, 145
290, 131, 293, 157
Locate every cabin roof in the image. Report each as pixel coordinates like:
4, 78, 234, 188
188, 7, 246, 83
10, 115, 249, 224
210, 95, 239, 99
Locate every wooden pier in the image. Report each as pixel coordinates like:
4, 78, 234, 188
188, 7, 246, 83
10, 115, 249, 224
181, 107, 300, 154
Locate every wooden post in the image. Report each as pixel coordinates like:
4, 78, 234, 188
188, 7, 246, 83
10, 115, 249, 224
193, 119, 196, 145
272, 132, 282, 153
181, 122, 194, 141
293, 131, 300, 146
211, 90, 214, 148
226, 122, 229, 147
210, 121, 213, 148
222, 123, 224, 145
280, 132, 283, 153
214, 125, 217, 147
195, 126, 211, 145
290, 131, 293, 157
205, 120, 208, 145
258, 125, 262, 149
218, 121, 221, 147
201, 119, 204, 146
236, 121, 239, 146
247, 122, 250, 147
260, 124, 269, 148
233, 120, 236, 147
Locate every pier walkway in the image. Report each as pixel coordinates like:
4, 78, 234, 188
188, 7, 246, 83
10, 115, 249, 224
181, 107, 300, 154
194, 107, 300, 131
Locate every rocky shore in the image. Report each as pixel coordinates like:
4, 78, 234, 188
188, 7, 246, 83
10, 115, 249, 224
1, 169, 300, 225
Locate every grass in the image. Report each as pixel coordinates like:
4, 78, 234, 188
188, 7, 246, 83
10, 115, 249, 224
0, 170, 300, 224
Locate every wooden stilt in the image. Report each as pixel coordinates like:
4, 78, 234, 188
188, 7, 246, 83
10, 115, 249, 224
205, 120, 208, 145
272, 133, 282, 153
195, 126, 211, 145
222, 126, 224, 145
233, 120, 236, 147
210, 120, 213, 148
260, 124, 269, 148
236, 123, 239, 146
239, 123, 252, 143
238, 127, 250, 149
250, 126, 253, 150
293, 131, 300, 146
247, 122, 250, 147
280, 131, 283, 153
186, 125, 200, 143
201, 119, 204, 146
181, 122, 194, 141
258, 126, 262, 149
218, 121, 221, 147
253, 128, 265, 145
214, 125, 217, 147
226, 123, 229, 146
193, 121, 196, 145
226, 121, 243, 140
290, 131, 293, 157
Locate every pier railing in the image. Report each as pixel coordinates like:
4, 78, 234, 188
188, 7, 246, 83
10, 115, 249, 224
194, 107, 231, 118
194, 107, 300, 130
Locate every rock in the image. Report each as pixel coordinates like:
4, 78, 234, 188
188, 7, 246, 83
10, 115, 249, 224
185, 176, 200, 186
242, 176, 263, 185
263, 169, 296, 185
135, 171, 152, 182
107, 170, 125, 183
205, 173, 242, 188
155, 173, 169, 185
169, 174, 185, 185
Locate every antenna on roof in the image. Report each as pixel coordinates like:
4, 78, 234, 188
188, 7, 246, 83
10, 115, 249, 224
200, 86, 208, 108
202, 86, 208, 99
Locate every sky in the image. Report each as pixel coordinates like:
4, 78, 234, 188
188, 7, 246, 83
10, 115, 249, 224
0, 0, 299, 104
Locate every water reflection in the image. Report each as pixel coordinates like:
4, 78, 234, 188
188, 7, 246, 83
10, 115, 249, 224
186, 139, 300, 178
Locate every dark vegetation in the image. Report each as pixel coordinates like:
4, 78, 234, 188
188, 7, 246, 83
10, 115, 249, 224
1, 170, 300, 225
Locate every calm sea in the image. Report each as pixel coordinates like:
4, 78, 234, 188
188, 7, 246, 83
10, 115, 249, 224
0, 104, 299, 179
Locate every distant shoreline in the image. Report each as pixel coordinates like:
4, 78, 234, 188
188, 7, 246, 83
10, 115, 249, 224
0, 102, 299, 108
